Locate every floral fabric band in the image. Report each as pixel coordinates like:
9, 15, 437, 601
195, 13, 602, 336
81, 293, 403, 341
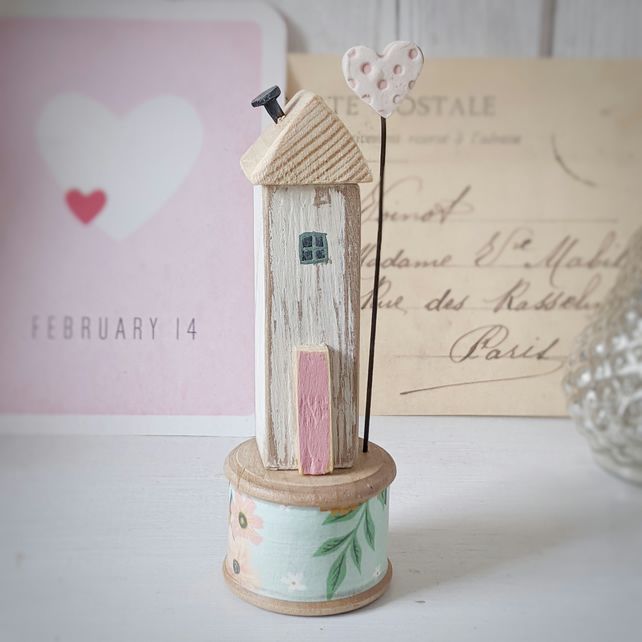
226, 485, 390, 602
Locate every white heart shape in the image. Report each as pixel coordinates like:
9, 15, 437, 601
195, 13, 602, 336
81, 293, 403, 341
342, 41, 424, 118
36, 93, 203, 240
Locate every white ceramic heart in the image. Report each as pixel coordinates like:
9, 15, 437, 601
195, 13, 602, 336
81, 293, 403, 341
341, 41, 424, 118
37, 93, 203, 240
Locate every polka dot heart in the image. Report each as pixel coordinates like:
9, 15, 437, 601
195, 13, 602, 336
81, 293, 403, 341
341, 41, 424, 118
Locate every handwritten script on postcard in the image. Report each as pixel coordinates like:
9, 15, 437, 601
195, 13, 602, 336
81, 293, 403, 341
289, 56, 642, 416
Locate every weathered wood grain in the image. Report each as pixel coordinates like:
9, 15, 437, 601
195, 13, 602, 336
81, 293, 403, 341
267, 0, 639, 61
224, 438, 396, 509
553, 0, 642, 57
267, 0, 398, 54
260, 184, 361, 470
241, 90, 372, 185
253, 186, 268, 460
397, 0, 548, 57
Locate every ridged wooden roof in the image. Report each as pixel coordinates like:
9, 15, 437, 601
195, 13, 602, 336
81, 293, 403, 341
240, 90, 372, 185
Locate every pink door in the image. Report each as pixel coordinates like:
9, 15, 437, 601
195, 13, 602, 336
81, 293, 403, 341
295, 345, 333, 475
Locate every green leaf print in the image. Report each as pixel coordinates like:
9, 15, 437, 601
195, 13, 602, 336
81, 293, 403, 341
326, 551, 347, 600
315, 498, 380, 600
350, 536, 362, 572
378, 488, 387, 508
364, 504, 375, 550
313, 533, 351, 556
322, 509, 359, 524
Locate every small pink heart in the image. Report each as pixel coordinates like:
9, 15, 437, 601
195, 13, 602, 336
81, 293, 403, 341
65, 189, 106, 224
342, 41, 424, 118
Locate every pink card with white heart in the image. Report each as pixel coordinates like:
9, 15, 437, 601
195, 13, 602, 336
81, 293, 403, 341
0, 2, 285, 433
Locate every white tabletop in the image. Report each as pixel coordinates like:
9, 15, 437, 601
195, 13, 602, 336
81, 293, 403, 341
1, 417, 641, 642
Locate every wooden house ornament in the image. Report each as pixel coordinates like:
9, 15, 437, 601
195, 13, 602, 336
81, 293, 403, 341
241, 87, 372, 474
224, 79, 399, 615
224, 44, 423, 612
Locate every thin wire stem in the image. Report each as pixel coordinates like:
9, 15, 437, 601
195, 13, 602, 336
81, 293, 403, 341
362, 116, 386, 453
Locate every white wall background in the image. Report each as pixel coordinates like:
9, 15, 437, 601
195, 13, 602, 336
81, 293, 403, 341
260, 0, 642, 57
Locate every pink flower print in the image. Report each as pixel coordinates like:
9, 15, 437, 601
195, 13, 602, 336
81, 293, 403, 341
230, 492, 263, 544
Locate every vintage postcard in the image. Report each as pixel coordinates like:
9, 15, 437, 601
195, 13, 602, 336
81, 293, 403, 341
0, 1, 284, 433
289, 55, 642, 416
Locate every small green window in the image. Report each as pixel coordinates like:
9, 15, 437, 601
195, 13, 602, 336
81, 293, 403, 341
299, 232, 328, 265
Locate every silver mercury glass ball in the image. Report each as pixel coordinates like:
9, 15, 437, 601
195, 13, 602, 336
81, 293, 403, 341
563, 226, 642, 484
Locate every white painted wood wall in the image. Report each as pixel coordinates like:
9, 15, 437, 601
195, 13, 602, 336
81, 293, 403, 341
248, 0, 642, 58
258, 185, 360, 470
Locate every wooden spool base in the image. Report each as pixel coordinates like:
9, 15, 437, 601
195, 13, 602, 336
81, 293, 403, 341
223, 439, 395, 615
223, 558, 393, 616
225, 438, 396, 510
